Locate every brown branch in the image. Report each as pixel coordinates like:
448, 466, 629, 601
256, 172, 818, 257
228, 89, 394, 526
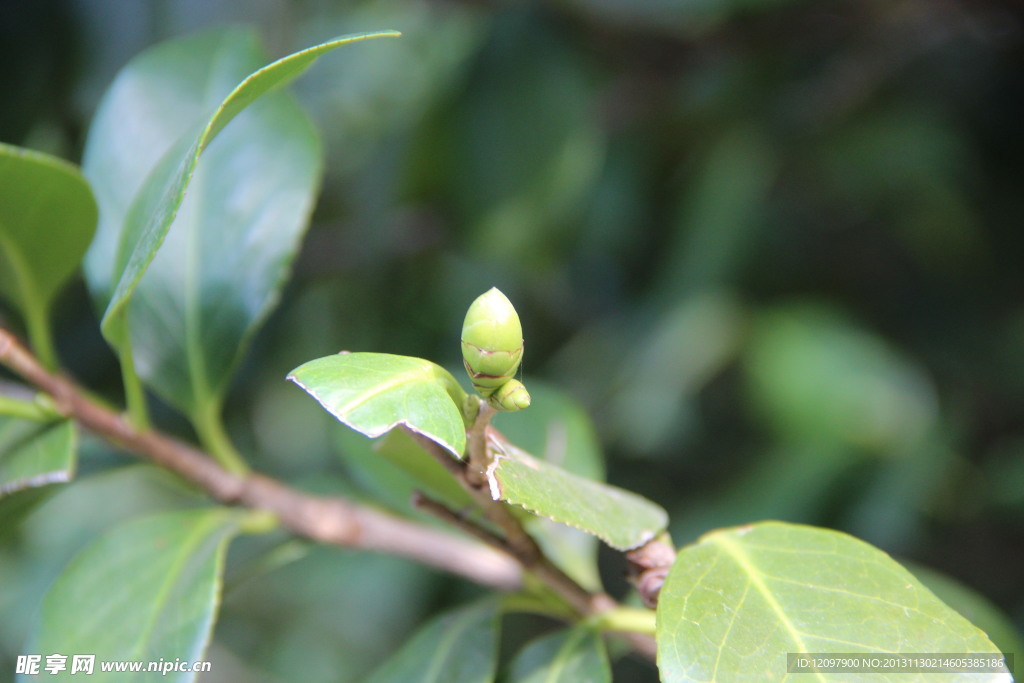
1, 326, 656, 661
411, 490, 512, 553
403, 427, 541, 561
0, 327, 520, 592
402, 426, 658, 661
411, 491, 659, 663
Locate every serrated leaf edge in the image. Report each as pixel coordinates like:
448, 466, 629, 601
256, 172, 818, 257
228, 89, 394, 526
485, 447, 666, 551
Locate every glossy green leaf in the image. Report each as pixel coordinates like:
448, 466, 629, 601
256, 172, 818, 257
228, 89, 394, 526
492, 381, 606, 589
491, 381, 604, 482
0, 143, 97, 315
335, 427, 474, 515
29, 508, 243, 682
507, 626, 610, 683
0, 143, 97, 365
656, 521, 1009, 682
81, 27, 397, 416
1, 465, 213, 643
289, 353, 469, 458
0, 417, 75, 497
909, 563, 1024, 664
486, 434, 667, 550
366, 600, 499, 683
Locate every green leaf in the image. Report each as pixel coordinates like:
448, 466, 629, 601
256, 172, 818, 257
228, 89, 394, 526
1, 465, 213, 650
492, 381, 606, 589
0, 484, 54, 545
0, 143, 98, 314
486, 435, 667, 551
656, 521, 1009, 682
289, 353, 469, 458
335, 427, 474, 514
366, 600, 500, 683
0, 417, 76, 497
908, 563, 1024, 664
491, 381, 604, 482
81, 27, 397, 416
29, 508, 243, 682
507, 626, 611, 683
0, 143, 98, 364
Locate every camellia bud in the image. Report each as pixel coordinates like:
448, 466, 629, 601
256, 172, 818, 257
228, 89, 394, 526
461, 288, 530, 411
488, 378, 531, 411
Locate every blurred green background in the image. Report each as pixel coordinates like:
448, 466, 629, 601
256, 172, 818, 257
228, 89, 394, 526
2, 0, 1022, 680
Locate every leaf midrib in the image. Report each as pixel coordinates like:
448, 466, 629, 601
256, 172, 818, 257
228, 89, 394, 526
544, 627, 590, 683
423, 604, 492, 682
710, 532, 827, 683
332, 363, 435, 416
127, 511, 233, 663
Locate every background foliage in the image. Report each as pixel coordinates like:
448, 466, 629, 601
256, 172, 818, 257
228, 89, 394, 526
2, 0, 1022, 680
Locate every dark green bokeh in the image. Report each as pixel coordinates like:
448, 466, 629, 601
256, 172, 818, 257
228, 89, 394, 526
2, 0, 1022, 681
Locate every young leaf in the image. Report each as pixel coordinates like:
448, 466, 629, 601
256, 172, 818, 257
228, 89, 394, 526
366, 600, 500, 683
491, 381, 604, 482
486, 435, 667, 551
0, 143, 98, 313
290, 353, 469, 458
493, 381, 607, 590
0, 417, 76, 497
334, 427, 475, 514
656, 521, 1011, 682
0, 143, 97, 363
507, 626, 611, 683
81, 27, 399, 412
30, 508, 244, 682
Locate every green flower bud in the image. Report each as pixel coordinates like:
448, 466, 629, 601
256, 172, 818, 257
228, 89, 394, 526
461, 288, 530, 411
488, 378, 531, 411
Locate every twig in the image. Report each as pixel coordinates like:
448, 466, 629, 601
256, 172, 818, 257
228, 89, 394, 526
411, 490, 511, 553
0, 327, 520, 591
402, 424, 658, 661
403, 428, 543, 558
1, 326, 656, 662
412, 489, 659, 661
405, 426, 609, 620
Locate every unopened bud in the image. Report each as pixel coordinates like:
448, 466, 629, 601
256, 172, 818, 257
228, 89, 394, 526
461, 288, 530, 411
